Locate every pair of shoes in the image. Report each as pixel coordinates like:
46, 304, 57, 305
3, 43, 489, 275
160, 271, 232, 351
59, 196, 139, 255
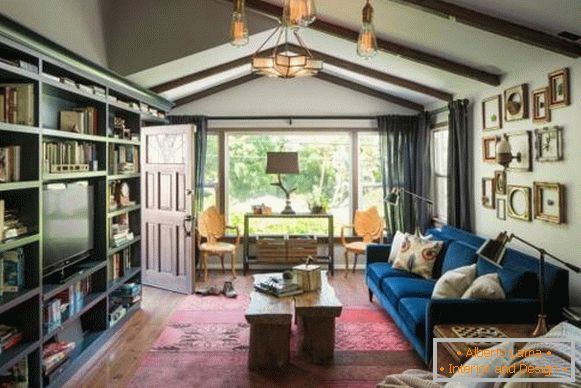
223, 281, 237, 298
195, 285, 221, 296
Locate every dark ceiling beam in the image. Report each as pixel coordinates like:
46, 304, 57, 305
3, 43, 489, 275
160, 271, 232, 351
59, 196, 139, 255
174, 73, 260, 106
315, 72, 424, 111
244, 0, 500, 86
286, 43, 452, 101
391, 0, 581, 58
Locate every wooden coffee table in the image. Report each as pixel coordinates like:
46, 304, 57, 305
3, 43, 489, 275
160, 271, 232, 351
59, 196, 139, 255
245, 272, 343, 370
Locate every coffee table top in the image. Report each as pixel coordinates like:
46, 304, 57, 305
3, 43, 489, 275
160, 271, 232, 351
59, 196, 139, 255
295, 271, 342, 317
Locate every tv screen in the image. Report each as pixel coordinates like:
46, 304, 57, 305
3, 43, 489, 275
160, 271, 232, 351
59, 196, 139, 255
43, 181, 94, 273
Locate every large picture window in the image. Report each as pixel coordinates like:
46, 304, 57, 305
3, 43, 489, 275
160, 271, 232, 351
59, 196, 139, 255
432, 127, 449, 222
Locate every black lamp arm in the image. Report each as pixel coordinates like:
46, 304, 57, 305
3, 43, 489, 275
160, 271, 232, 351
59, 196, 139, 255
506, 233, 581, 273
395, 188, 434, 206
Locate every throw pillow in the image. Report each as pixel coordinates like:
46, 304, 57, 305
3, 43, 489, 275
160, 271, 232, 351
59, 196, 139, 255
388, 231, 407, 263
432, 264, 476, 299
462, 273, 506, 300
392, 234, 444, 279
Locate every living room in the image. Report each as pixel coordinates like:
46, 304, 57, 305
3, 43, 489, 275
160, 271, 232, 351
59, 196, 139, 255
0, 0, 580, 387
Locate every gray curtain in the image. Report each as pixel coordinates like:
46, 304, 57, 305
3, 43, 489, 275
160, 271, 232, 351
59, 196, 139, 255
447, 100, 473, 231
168, 115, 208, 216
379, 115, 418, 235
415, 111, 432, 231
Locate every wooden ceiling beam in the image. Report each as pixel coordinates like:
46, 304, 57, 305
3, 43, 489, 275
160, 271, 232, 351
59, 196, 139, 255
315, 72, 424, 111
244, 0, 500, 86
391, 0, 581, 58
174, 74, 260, 106
286, 44, 452, 101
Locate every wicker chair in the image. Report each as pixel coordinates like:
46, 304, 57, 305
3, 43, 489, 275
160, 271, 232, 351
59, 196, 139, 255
341, 206, 384, 277
197, 206, 240, 283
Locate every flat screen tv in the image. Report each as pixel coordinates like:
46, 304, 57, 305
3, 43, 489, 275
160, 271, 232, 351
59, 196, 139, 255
43, 181, 94, 275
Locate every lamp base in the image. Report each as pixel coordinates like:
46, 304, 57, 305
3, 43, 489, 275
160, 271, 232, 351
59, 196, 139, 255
281, 199, 295, 214
531, 314, 548, 337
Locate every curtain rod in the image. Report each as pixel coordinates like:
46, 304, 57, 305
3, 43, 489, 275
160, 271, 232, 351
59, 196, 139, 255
207, 115, 377, 121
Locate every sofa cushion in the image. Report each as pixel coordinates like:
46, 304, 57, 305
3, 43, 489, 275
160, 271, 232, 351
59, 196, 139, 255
441, 241, 478, 274
381, 277, 436, 306
367, 262, 420, 285
399, 298, 429, 339
476, 258, 537, 298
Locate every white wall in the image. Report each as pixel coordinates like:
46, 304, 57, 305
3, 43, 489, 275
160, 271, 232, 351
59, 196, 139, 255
171, 76, 419, 116
1, 0, 108, 67
467, 58, 581, 304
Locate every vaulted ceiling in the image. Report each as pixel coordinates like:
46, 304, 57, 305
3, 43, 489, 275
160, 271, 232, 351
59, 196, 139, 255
99, 0, 581, 111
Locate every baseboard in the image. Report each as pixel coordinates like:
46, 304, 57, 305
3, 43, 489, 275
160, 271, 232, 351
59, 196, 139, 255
201, 263, 367, 271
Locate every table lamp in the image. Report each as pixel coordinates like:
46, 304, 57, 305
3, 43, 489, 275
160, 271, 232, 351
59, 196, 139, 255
384, 187, 433, 237
477, 231, 581, 337
266, 152, 300, 214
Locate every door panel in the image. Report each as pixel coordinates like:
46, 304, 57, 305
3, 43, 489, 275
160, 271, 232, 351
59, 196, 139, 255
141, 125, 195, 294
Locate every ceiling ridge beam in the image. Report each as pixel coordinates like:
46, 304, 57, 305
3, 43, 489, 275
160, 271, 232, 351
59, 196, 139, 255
391, 0, 581, 58
315, 72, 424, 111
286, 43, 452, 101
174, 73, 260, 106
244, 0, 500, 86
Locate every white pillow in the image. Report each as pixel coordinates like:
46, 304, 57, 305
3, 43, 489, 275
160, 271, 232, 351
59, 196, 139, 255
462, 273, 506, 300
445, 340, 514, 388
388, 231, 406, 263
432, 264, 476, 299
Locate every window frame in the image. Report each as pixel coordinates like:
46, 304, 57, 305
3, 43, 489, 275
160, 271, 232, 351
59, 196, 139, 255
430, 122, 449, 225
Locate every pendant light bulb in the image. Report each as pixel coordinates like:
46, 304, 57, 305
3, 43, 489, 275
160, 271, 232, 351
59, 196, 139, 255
283, 0, 317, 29
230, 0, 249, 47
357, 0, 378, 58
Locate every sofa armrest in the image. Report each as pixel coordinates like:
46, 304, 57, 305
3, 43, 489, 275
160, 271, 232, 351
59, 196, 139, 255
366, 244, 391, 266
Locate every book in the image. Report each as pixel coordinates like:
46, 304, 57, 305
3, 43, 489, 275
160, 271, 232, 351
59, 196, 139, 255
0, 355, 28, 388
0, 83, 34, 126
59, 111, 84, 133
0, 200, 4, 242
254, 274, 303, 297
0, 146, 21, 182
2, 249, 24, 293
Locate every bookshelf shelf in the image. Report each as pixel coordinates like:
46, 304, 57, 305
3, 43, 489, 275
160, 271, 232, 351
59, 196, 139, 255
0, 287, 40, 315
43, 292, 108, 340
107, 137, 140, 146
0, 61, 39, 81
141, 113, 168, 124
42, 170, 107, 182
107, 204, 141, 218
0, 180, 40, 192
108, 236, 141, 256
0, 340, 40, 375
107, 100, 141, 116
109, 301, 140, 330
0, 234, 40, 254
107, 173, 140, 181
42, 261, 107, 301
42, 128, 108, 143
108, 267, 141, 293
0, 122, 40, 135
41, 76, 107, 105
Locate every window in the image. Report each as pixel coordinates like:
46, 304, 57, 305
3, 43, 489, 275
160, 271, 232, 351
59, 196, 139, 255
432, 128, 449, 222
202, 134, 219, 209
358, 133, 384, 218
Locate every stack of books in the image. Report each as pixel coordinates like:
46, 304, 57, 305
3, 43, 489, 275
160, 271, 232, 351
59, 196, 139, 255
0, 324, 23, 352
47, 277, 93, 326
0, 145, 21, 183
43, 298, 62, 333
109, 303, 127, 327
109, 144, 139, 175
42, 140, 97, 173
42, 341, 75, 378
0, 356, 28, 387
110, 247, 132, 281
111, 282, 141, 307
254, 274, 303, 297
0, 248, 25, 296
0, 83, 35, 126
59, 107, 98, 135
0, 57, 38, 73
0, 202, 29, 242
111, 214, 134, 247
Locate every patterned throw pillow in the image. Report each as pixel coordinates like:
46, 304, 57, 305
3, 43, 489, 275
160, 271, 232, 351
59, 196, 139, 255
392, 234, 444, 279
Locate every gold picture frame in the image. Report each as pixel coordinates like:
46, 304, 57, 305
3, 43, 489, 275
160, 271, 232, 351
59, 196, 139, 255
548, 68, 570, 109
482, 135, 498, 163
494, 170, 506, 195
496, 198, 506, 220
535, 126, 563, 162
532, 87, 550, 124
504, 84, 529, 122
481, 177, 496, 209
507, 185, 531, 222
482, 95, 502, 130
533, 182, 565, 224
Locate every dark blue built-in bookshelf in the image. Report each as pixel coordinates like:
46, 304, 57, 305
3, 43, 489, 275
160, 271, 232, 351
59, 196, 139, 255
0, 14, 172, 388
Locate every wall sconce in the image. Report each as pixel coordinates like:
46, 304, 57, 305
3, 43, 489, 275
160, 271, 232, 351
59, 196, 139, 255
496, 135, 521, 169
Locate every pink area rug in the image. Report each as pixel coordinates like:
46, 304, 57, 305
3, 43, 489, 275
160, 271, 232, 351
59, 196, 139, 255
129, 280, 422, 388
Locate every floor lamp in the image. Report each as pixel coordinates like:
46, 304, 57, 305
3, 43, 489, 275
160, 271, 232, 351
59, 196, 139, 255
384, 187, 433, 237
477, 231, 581, 337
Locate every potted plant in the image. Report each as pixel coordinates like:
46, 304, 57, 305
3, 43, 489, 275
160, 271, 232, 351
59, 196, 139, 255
308, 187, 328, 214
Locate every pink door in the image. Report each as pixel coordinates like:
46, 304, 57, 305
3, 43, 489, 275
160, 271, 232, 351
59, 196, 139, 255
141, 125, 195, 294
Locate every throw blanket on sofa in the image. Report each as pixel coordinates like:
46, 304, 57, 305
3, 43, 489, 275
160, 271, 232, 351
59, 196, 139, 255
377, 322, 581, 388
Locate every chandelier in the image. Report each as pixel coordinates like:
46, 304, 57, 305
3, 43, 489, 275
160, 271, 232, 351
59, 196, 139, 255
251, 24, 322, 79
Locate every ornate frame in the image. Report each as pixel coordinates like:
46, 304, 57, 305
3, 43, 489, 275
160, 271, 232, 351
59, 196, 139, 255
533, 182, 564, 224
482, 135, 498, 163
548, 68, 570, 109
532, 87, 550, 124
496, 198, 506, 220
481, 177, 496, 209
504, 84, 529, 122
507, 185, 531, 222
482, 95, 502, 130
494, 170, 506, 195
535, 126, 563, 162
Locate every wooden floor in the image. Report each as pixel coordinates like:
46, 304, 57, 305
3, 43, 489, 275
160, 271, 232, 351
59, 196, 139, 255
64, 270, 407, 388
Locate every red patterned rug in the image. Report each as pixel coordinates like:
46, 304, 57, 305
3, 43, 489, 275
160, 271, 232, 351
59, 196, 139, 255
129, 277, 422, 388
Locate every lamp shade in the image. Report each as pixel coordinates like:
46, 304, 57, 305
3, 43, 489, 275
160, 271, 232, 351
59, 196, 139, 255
266, 152, 300, 174
384, 188, 400, 205
476, 232, 508, 268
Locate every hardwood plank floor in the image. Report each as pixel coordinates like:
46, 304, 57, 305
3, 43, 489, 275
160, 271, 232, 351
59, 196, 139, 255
65, 270, 420, 387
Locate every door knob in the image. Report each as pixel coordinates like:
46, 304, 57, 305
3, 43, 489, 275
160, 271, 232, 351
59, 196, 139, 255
185, 189, 193, 196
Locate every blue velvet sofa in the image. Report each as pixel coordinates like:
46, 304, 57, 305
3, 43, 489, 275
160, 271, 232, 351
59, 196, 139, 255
365, 225, 569, 364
